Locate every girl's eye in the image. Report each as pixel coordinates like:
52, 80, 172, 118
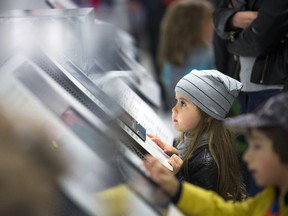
249, 141, 262, 150
181, 100, 186, 107
174, 99, 178, 106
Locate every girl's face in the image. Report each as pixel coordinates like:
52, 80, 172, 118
243, 129, 288, 188
171, 92, 201, 133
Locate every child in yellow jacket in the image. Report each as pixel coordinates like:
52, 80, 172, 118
144, 92, 288, 216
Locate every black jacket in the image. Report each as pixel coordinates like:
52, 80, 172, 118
213, 0, 288, 87
176, 145, 218, 193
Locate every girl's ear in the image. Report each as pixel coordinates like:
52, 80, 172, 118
206, 116, 213, 123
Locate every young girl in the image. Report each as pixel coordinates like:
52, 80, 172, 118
158, 0, 215, 110
144, 92, 288, 216
149, 69, 246, 201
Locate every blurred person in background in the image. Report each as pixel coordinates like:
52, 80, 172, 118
214, 0, 288, 196
157, 0, 215, 110
138, 0, 168, 74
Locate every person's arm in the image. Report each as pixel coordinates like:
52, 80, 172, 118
230, 11, 257, 29
177, 182, 274, 216
144, 155, 179, 196
213, 0, 257, 37
213, 0, 238, 39
227, 0, 288, 56
144, 155, 274, 216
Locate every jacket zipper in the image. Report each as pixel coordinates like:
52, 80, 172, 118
260, 55, 269, 84
234, 54, 240, 79
230, 31, 241, 80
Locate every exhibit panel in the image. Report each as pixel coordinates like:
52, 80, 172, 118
0, 5, 183, 216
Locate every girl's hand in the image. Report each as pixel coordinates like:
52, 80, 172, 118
168, 154, 183, 175
147, 133, 179, 156
144, 155, 179, 197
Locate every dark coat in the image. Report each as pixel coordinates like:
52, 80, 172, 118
176, 145, 219, 193
213, 0, 288, 87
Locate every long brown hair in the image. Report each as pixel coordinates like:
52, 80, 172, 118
180, 109, 246, 201
158, 0, 213, 71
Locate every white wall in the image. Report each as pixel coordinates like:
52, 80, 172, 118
0, 0, 49, 14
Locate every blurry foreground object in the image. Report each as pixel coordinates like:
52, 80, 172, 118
0, 109, 65, 216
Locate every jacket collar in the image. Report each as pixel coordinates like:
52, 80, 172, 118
274, 187, 288, 206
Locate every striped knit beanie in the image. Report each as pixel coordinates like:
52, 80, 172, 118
175, 70, 243, 120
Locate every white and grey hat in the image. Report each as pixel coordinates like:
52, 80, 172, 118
175, 69, 243, 120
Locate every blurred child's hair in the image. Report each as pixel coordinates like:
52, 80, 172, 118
158, 0, 213, 68
180, 108, 246, 201
249, 127, 288, 165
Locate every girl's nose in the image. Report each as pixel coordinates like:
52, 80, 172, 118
172, 105, 176, 114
